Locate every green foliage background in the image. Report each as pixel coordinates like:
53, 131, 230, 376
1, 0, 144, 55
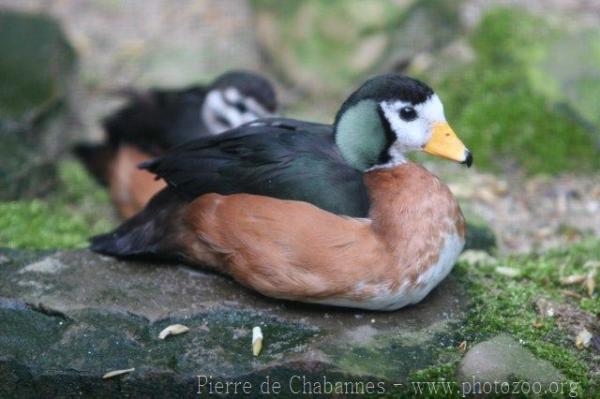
0, 161, 114, 249
434, 9, 600, 174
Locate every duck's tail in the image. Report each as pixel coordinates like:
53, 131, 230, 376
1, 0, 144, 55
73, 143, 114, 186
90, 188, 187, 260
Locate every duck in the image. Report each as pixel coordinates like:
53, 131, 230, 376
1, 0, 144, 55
108, 73, 488, 250
74, 70, 277, 218
91, 74, 472, 311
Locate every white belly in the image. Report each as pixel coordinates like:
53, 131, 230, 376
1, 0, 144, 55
311, 232, 465, 311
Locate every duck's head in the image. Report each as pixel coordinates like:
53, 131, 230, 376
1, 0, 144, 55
334, 74, 472, 171
202, 70, 277, 134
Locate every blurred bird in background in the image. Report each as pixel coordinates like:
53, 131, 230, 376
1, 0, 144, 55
74, 70, 277, 218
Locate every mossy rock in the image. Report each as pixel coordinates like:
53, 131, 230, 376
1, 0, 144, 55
0, 11, 77, 200
457, 334, 565, 390
428, 8, 600, 174
0, 249, 469, 397
253, 0, 462, 98
535, 29, 600, 131
2, 239, 598, 396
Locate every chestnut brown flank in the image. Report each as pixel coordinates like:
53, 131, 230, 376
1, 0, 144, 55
175, 162, 465, 303
108, 145, 166, 218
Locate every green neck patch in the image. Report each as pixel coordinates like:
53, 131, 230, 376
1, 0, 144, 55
335, 100, 388, 171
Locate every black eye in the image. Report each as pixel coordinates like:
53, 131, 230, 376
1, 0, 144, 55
399, 106, 417, 121
233, 102, 247, 113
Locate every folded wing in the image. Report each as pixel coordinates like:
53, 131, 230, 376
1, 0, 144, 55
141, 118, 370, 217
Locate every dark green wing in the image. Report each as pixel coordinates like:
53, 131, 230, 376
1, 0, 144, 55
141, 118, 370, 217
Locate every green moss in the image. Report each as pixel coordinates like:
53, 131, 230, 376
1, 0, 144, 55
435, 8, 600, 174
332, 333, 436, 381
458, 239, 599, 392
0, 161, 115, 249
402, 239, 599, 397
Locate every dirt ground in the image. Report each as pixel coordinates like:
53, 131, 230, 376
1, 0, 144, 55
447, 167, 600, 254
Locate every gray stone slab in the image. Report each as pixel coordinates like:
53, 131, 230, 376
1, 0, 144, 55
457, 334, 565, 395
0, 249, 467, 398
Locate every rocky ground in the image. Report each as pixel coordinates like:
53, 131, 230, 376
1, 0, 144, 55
0, 248, 585, 398
446, 168, 600, 254
0, 249, 467, 397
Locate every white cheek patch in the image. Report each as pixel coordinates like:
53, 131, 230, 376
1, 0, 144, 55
202, 88, 275, 135
224, 87, 242, 103
415, 94, 445, 133
379, 94, 446, 152
245, 97, 273, 119
380, 100, 427, 151
225, 87, 275, 118
202, 91, 230, 134
371, 94, 447, 169
419, 94, 445, 121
